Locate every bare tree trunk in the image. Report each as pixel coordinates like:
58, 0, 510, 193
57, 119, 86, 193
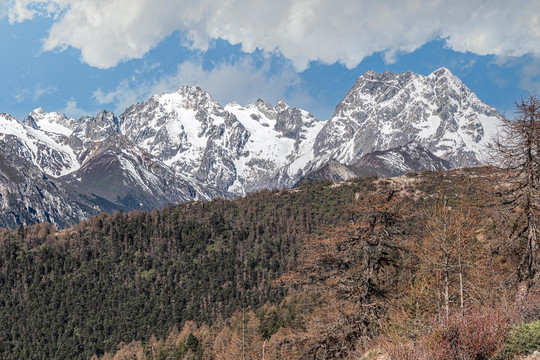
458, 252, 464, 313
443, 210, 450, 322
526, 209, 538, 282
444, 253, 450, 321
242, 306, 246, 360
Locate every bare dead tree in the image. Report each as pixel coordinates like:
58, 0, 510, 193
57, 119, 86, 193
280, 190, 409, 358
487, 95, 540, 285
417, 189, 482, 320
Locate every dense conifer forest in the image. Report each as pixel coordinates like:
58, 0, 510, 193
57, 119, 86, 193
0, 180, 364, 359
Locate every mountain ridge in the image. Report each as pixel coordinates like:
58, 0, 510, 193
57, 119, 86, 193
0, 68, 504, 227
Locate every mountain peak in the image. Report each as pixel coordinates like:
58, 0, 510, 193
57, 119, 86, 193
363, 69, 377, 77
316, 68, 503, 168
27, 107, 48, 122
174, 85, 210, 97
29, 107, 46, 115
275, 99, 290, 110
0, 113, 20, 123
96, 109, 116, 118
430, 67, 454, 78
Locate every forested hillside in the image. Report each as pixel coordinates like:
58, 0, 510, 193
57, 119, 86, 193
0, 180, 363, 359
0, 167, 538, 359
95, 167, 540, 360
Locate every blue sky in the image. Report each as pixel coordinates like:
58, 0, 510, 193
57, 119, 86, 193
1, 0, 539, 121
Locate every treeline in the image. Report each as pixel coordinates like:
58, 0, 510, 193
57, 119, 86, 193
0, 180, 366, 359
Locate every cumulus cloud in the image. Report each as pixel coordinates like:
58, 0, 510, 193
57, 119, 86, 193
7, 0, 540, 70
93, 56, 317, 115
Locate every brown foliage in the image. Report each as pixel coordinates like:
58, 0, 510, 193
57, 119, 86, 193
278, 190, 411, 358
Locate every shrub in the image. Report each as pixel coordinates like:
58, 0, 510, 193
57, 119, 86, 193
495, 320, 540, 360
424, 308, 512, 360
376, 337, 421, 360
513, 291, 540, 324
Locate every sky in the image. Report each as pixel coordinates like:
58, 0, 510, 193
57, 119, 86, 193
1, 0, 539, 122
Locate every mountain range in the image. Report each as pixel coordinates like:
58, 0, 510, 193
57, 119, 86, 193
0, 68, 503, 228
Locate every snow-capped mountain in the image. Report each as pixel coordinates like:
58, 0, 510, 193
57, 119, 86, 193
224, 99, 322, 192
0, 67, 503, 228
0, 120, 90, 228
0, 112, 79, 177
313, 67, 503, 168
119, 87, 322, 194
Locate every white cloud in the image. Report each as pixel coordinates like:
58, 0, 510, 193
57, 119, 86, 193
92, 56, 317, 116
7, 0, 54, 22
0, 1, 9, 18
518, 58, 540, 96
61, 98, 91, 118
488, 56, 540, 96
33, 84, 57, 101
13, 88, 30, 103
134, 61, 161, 74
162, 58, 302, 107
93, 79, 139, 114
7, 0, 35, 22
7, 0, 540, 70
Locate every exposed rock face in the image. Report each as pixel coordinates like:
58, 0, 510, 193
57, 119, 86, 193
0, 68, 504, 228
294, 160, 359, 186
0, 131, 90, 228
63, 134, 227, 211
296, 142, 451, 185
351, 142, 451, 177
74, 110, 120, 142
313, 68, 502, 168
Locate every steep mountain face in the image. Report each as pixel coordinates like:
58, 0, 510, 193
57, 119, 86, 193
73, 110, 120, 143
0, 68, 504, 228
0, 132, 92, 228
61, 134, 227, 210
224, 99, 323, 192
313, 67, 503, 168
119, 87, 238, 178
294, 160, 359, 186
119, 88, 322, 194
296, 142, 451, 185
351, 142, 452, 177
